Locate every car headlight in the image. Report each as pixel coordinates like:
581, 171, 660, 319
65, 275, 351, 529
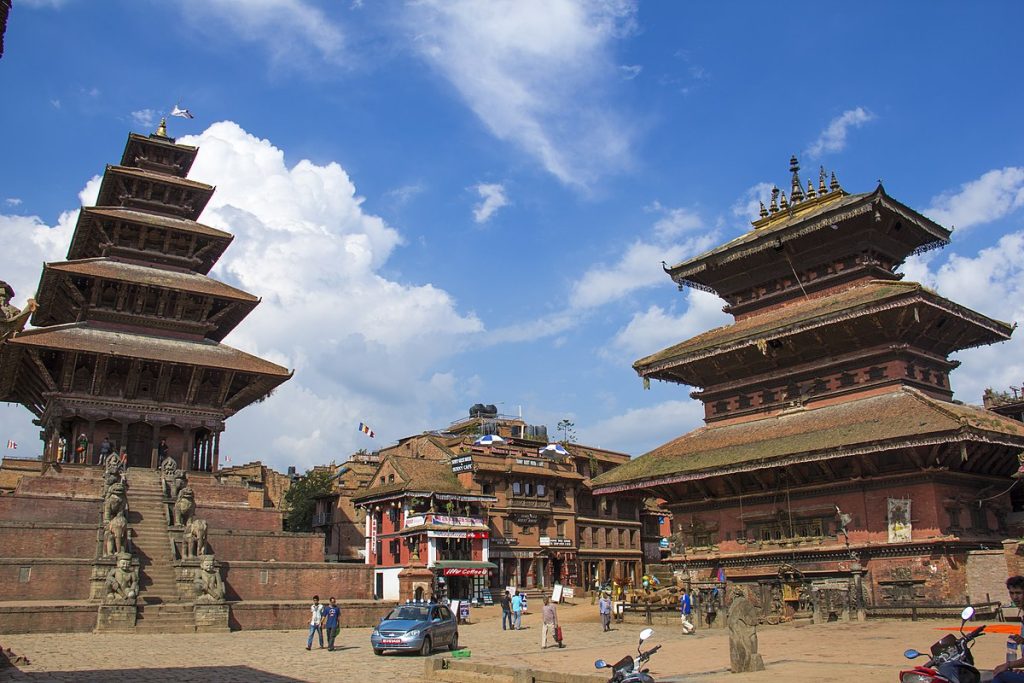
403, 630, 421, 639
371, 629, 379, 636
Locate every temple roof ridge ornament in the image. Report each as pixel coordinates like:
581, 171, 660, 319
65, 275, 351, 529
752, 155, 847, 230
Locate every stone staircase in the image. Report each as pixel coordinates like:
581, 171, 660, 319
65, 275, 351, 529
125, 468, 196, 633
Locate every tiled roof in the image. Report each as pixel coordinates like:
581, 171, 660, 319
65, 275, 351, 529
590, 387, 1024, 491
81, 207, 232, 239
634, 280, 1013, 374
353, 456, 471, 502
9, 323, 291, 376
103, 165, 213, 190
44, 259, 257, 301
666, 189, 949, 283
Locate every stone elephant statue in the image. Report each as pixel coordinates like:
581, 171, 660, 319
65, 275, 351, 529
182, 517, 208, 558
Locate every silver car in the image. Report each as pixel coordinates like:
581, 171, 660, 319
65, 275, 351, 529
370, 601, 459, 656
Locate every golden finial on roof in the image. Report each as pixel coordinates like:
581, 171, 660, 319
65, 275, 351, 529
759, 201, 769, 218
155, 117, 168, 138
818, 166, 827, 195
769, 186, 779, 213
789, 155, 804, 203
779, 190, 789, 210
830, 171, 841, 192
806, 179, 816, 199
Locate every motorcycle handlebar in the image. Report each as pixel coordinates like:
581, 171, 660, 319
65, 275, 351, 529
640, 644, 662, 659
965, 625, 986, 640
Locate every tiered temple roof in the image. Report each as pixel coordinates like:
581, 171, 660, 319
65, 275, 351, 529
0, 120, 291, 470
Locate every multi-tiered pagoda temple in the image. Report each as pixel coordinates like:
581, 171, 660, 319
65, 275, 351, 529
593, 158, 1024, 616
0, 121, 291, 472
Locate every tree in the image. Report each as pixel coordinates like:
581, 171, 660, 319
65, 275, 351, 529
556, 419, 576, 444
283, 468, 334, 532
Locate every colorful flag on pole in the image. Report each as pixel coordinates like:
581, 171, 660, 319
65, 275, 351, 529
6, 440, 16, 449
358, 422, 375, 438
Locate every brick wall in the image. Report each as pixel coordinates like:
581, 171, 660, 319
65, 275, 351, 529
198, 505, 284, 532
207, 530, 322, 563
221, 562, 374, 601
229, 600, 390, 630
0, 560, 94, 600
0, 496, 100, 524
16, 474, 102, 499
190, 481, 249, 506
0, 604, 98, 634
966, 549, 1008, 604
0, 523, 98, 559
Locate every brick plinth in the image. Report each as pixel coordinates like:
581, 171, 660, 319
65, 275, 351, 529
0, 522, 100, 558
194, 602, 231, 632
207, 530, 322, 562
0, 559, 94, 600
221, 561, 374, 601
0, 602, 98, 634
95, 602, 137, 632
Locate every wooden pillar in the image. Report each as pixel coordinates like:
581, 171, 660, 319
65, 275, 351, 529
212, 431, 221, 473
182, 427, 193, 472
87, 420, 96, 465
118, 421, 128, 455
149, 424, 160, 469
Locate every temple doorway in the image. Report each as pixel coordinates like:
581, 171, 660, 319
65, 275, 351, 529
126, 422, 153, 468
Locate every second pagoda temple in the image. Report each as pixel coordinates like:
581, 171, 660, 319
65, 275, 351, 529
592, 158, 1024, 616
0, 121, 292, 472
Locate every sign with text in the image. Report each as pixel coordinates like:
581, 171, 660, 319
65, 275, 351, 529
450, 456, 474, 473
539, 537, 573, 547
432, 515, 484, 527
404, 515, 426, 529
442, 567, 490, 577
515, 458, 543, 467
428, 530, 489, 539
490, 537, 519, 545
511, 513, 538, 525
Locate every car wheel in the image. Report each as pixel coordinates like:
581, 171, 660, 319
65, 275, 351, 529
373, 648, 383, 656
448, 632, 459, 651
419, 636, 432, 657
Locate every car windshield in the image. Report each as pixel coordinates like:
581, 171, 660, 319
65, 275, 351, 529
385, 606, 430, 621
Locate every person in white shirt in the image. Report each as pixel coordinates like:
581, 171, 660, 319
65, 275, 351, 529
306, 595, 325, 650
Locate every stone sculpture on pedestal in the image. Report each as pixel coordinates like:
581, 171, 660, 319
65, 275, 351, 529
182, 517, 208, 558
727, 587, 765, 673
105, 510, 128, 556
103, 481, 127, 523
194, 555, 226, 602
104, 553, 138, 604
174, 485, 195, 526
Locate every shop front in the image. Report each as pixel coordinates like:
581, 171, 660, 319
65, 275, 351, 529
432, 560, 497, 602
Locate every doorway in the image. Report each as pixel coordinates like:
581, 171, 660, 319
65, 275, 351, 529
126, 422, 153, 468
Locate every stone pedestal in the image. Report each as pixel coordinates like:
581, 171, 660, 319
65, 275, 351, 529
96, 603, 137, 632
194, 601, 230, 632
398, 563, 435, 602
175, 560, 200, 601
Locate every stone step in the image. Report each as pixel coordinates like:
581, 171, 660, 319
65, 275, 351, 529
430, 671, 514, 683
134, 623, 196, 633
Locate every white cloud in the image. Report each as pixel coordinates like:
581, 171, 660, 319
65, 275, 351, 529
384, 183, 426, 207
901, 231, 1024, 406
619, 64, 642, 79
50, 99, 61, 109
130, 109, 159, 128
570, 205, 717, 310
179, 0, 347, 70
407, 0, 638, 187
731, 182, 773, 222
581, 399, 705, 457
472, 183, 510, 223
0, 122, 485, 471
806, 107, 876, 158
924, 167, 1024, 231
607, 290, 729, 361
5, 198, 22, 207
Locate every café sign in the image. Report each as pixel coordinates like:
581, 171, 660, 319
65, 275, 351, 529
451, 456, 474, 473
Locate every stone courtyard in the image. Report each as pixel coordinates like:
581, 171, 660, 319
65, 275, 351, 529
1, 603, 1014, 682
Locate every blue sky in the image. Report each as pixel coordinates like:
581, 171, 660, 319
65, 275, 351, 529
2, 1, 1024, 472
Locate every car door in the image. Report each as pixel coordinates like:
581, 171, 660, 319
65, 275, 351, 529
436, 606, 454, 645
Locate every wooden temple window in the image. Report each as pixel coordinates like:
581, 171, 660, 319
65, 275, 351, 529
839, 371, 856, 387
905, 363, 916, 378
760, 389, 777, 405
737, 394, 752, 409
72, 357, 94, 393
811, 378, 829, 394
867, 366, 886, 380
970, 506, 988, 531
136, 363, 157, 399
714, 400, 728, 414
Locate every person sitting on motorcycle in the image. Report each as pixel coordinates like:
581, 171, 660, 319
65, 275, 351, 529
994, 575, 1024, 682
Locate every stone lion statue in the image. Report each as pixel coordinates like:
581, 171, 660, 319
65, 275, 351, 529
105, 509, 129, 556
173, 486, 195, 527
104, 553, 139, 604
194, 555, 226, 603
182, 517, 208, 558
103, 481, 128, 523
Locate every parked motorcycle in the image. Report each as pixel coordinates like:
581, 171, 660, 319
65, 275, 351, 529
594, 627, 661, 683
899, 606, 992, 683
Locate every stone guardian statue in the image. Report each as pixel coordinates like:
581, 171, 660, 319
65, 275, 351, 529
104, 553, 139, 604
194, 555, 226, 602
727, 587, 765, 673
182, 517, 208, 558
174, 485, 195, 527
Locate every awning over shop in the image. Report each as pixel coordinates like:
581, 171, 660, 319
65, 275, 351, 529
432, 560, 497, 577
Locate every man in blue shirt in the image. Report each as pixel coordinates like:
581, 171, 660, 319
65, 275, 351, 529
511, 591, 523, 630
324, 596, 342, 651
680, 589, 694, 635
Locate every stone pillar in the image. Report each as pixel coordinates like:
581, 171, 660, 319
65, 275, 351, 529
852, 565, 866, 621
87, 419, 96, 465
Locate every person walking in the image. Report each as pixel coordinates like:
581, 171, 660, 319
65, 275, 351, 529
540, 596, 560, 649
324, 596, 341, 651
511, 591, 523, 630
993, 575, 1024, 681
680, 588, 695, 635
306, 595, 325, 650
500, 590, 513, 631
598, 591, 612, 632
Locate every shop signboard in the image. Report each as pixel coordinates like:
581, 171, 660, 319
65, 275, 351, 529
442, 567, 490, 577
403, 515, 426, 529
539, 537, 573, 547
515, 458, 543, 467
428, 530, 489, 539
511, 513, 538, 525
491, 537, 519, 545
432, 515, 484, 527
450, 456, 474, 473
